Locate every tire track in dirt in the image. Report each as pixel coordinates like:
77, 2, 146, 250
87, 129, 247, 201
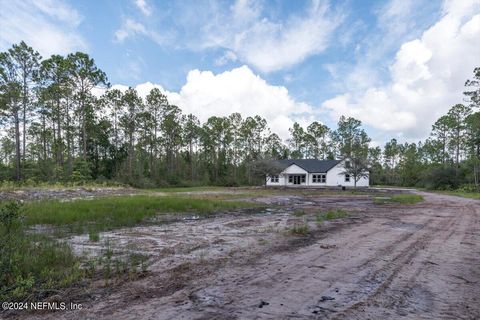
390, 199, 479, 319
180, 192, 478, 319
179, 216, 432, 318
330, 193, 479, 319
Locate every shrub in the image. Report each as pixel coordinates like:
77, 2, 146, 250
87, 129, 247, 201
422, 167, 460, 190
0, 201, 23, 286
0, 201, 83, 301
457, 183, 478, 193
71, 160, 93, 182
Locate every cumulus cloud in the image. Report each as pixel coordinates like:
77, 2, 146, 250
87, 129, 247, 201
108, 66, 317, 139
326, 0, 443, 96
324, 1, 480, 140
203, 0, 343, 72
0, 0, 86, 56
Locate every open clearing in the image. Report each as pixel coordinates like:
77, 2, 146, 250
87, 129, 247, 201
5, 188, 480, 319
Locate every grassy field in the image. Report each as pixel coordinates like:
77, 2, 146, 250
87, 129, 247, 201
1, 195, 260, 301
147, 186, 228, 193
23, 195, 259, 233
434, 190, 480, 200
373, 194, 424, 204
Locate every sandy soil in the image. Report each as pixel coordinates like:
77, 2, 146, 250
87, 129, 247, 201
10, 189, 480, 319
0, 187, 138, 201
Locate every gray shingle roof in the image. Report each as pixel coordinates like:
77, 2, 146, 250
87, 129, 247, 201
276, 159, 341, 173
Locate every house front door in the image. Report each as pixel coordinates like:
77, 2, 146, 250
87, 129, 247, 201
292, 175, 305, 185
294, 176, 300, 185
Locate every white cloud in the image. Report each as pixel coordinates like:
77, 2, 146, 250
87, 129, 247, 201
327, 0, 442, 95
111, 0, 342, 72
324, 1, 480, 140
114, 18, 168, 45
203, 0, 343, 72
109, 66, 316, 140
32, 0, 83, 26
114, 19, 147, 42
0, 0, 86, 56
442, 0, 480, 18
214, 50, 238, 66
134, 0, 152, 16
171, 66, 314, 138
376, 0, 418, 36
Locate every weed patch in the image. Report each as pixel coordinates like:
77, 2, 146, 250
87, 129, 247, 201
0, 201, 84, 301
288, 222, 309, 236
293, 209, 306, 216
316, 209, 348, 224
374, 194, 423, 205
0, 201, 154, 302
89, 229, 100, 242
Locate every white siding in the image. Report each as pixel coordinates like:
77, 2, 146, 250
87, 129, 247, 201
266, 164, 308, 186
282, 164, 308, 175
326, 160, 369, 187
266, 160, 369, 187
265, 173, 286, 186
283, 164, 308, 187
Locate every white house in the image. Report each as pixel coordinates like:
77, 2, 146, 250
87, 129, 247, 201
266, 159, 369, 188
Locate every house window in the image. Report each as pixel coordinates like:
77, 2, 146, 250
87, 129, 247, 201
271, 175, 279, 183
301, 175, 306, 183
288, 175, 293, 183
345, 174, 350, 182
345, 160, 351, 168
312, 174, 326, 183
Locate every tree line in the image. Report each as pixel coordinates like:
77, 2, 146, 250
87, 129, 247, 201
0, 42, 478, 190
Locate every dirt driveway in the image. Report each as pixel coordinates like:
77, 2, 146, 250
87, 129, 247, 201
20, 190, 480, 319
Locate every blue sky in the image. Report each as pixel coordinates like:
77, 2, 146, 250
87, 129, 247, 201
1, 0, 479, 144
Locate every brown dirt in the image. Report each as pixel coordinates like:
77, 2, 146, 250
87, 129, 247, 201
12, 190, 480, 319
0, 187, 138, 201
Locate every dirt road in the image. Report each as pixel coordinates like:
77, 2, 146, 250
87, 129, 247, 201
21, 190, 480, 319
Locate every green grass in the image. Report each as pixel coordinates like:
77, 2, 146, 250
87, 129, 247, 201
289, 222, 309, 235
373, 194, 424, 204
22, 195, 259, 233
434, 190, 480, 200
293, 209, 307, 216
89, 229, 100, 242
147, 186, 228, 193
316, 209, 348, 224
2, 194, 256, 302
370, 185, 418, 189
1, 202, 84, 301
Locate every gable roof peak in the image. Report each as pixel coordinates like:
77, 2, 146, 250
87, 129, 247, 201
276, 159, 341, 173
